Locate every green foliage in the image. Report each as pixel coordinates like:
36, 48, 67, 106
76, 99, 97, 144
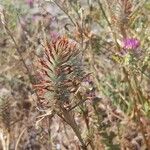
0, 0, 28, 29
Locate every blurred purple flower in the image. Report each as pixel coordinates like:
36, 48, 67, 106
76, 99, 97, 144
123, 38, 140, 49
50, 31, 60, 40
119, 38, 142, 57
82, 74, 93, 84
26, 0, 34, 8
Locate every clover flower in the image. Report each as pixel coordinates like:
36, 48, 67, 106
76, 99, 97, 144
123, 38, 140, 50
34, 37, 84, 105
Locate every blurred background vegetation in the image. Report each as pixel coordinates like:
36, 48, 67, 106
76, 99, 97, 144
0, 0, 150, 149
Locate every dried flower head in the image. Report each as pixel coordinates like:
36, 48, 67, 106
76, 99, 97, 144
34, 37, 84, 106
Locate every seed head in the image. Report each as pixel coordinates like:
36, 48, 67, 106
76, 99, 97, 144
34, 37, 84, 106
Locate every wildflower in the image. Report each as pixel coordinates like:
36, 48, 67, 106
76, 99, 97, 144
122, 38, 140, 50
26, 0, 34, 8
119, 38, 141, 57
34, 37, 84, 104
50, 31, 59, 40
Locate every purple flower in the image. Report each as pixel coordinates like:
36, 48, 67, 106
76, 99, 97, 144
26, 0, 34, 8
50, 31, 60, 40
123, 38, 140, 49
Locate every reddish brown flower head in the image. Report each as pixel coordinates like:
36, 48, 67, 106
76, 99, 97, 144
34, 37, 84, 104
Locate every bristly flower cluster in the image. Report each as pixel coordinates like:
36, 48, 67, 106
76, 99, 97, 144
119, 38, 141, 56
122, 38, 140, 50
34, 37, 84, 106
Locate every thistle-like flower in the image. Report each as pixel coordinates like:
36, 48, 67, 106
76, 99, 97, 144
122, 38, 140, 50
34, 37, 84, 106
119, 38, 141, 56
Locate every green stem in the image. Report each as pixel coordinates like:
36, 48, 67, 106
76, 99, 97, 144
58, 105, 87, 150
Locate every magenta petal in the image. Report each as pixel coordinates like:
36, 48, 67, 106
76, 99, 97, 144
123, 38, 140, 49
